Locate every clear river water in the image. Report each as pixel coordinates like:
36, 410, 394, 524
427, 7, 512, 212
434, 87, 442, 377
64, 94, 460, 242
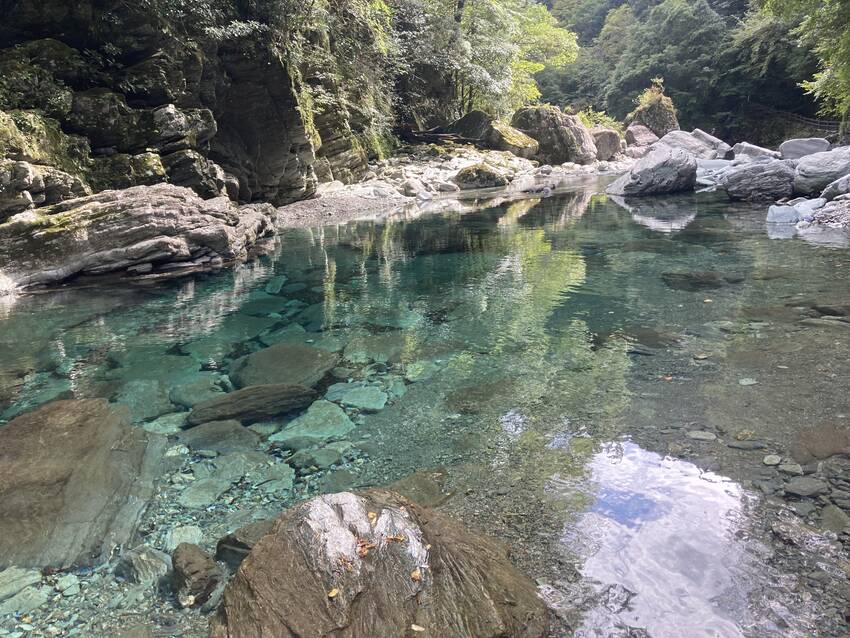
2, 184, 850, 637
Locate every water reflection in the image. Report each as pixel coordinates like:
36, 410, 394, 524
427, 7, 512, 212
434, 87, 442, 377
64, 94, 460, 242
554, 442, 753, 638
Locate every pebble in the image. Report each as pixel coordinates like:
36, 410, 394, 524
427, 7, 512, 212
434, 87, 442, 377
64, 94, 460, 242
778, 463, 804, 476
738, 378, 759, 386
784, 476, 828, 498
763, 455, 781, 466
686, 430, 717, 441
727, 440, 766, 450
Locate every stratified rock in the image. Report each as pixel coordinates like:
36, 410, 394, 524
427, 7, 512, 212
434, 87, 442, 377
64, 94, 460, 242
511, 105, 597, 165
625, 124, 659, 147
0, 159, 89, 221
592, 127, 621, 161
187, 384, 317, 425
178, 420, 260, 454
0, 184, 275, 290
0, 567, 41, 603
229, 343, 339, 389
606, 147, 697, 197
0, 399, 165, 569
719, 160, 796, 201
794, 147, 850, 195
210, 490, 548, 638
732, 142, 780, 161
779, 138, 830, 160
452, 163, 510, 190
171, 543, 225, 611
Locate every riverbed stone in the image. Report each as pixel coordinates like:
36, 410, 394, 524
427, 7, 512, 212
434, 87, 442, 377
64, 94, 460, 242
820, 505, 850, 533
606, 147, 697, 197
171, 543, 225, 611
178, 478, 231, 509
452, 163, 510, 190
209, 490, 549, 638
0, 399, 165, 569
0, 586, 49, 616
229, 343, 339, 389
512, 105, 597, 165
169, 373, 226, 409
179, 420, 260, 454
784, 476, 828, 498
142, 411, 188, 434
687, 430, 717, 441
258, 323, 307, 347
343, 332, 411, 364
115, 546, 172, 588
822, 174, 850, 201
165, 526, 204, 552
0, 567, 41, 603
268, 400, 354, 447
187, 384, 316, 425
767, 205, 800, 224
763, 455, 781, 466
326, 382, 388, 412
732, 142, 780, 160
113, 379, 175, 423
215, 519, 276, 570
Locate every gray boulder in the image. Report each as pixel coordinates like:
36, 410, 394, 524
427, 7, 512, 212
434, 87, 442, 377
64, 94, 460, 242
592, 127, 622, 161
452, 163, 510, 190
732, 142, 780, 161
625, 124, 659, 147
653, 130, 718, 159
795, 147, 850, 195
0, 184, 275, 291
822, 174, 850, 201
718, 159, 796, 201
511, 105, 597, 165
606, 147, 697, 197
692, 129, 732, 159
779, 138, 830, 160
210, 490, 549, 638
0, 160, 90, 221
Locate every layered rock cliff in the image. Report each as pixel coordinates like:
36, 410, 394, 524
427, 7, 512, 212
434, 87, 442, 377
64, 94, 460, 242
0, 0, 389, 217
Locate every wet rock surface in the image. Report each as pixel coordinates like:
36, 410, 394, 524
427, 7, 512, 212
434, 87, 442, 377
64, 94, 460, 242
210, 490, 549, 638
606, 147, 697, 197
0, 399, 165, 569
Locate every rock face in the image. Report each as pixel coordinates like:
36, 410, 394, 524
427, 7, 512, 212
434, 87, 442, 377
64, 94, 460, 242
511, 105, 597, 165
210, 490, 549, 638
606, 147, 697, 197
229, 344, 339, 389
780, 138, 830, 160
0, 399, 164, 569
592, 127, 622, 161
0, 184, 275, 290
719, 160, 796, 201
794, 147, 850, 195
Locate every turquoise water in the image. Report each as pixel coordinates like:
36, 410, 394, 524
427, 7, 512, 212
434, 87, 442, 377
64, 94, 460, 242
2, 186, 850, 636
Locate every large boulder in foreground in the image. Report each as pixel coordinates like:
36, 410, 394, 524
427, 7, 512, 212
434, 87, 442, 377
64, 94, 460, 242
0, 184, 276, 291
606, 147, 697, 197
719, 159, 796, 201
794, 147, 850, 195
210, 490, 548, 638
511, 105, 597, 165
0, 399, 165, 569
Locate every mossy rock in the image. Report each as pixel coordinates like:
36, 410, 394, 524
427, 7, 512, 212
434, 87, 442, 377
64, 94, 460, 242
90, 152, 167, 191
0, 50, 73, 119
452, 163, 510, 190
0, 109, 90, 178
486, 121, 539, 159
628, 93, 679, 138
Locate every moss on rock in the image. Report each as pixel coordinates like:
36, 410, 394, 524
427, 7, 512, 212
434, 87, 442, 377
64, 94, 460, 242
0, 109, 90, 179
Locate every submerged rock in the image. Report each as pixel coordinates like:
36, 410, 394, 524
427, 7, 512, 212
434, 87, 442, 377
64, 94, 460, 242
187, 384, 317, 425
229, 343, 339, 389
269, 400, 355, 447
178, 419, 260, 454
210, 490, 548, 638
606, 147, 697, 197
0, 399, 165, 569
171, 543, 225, 611
0, 184, 275, 290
